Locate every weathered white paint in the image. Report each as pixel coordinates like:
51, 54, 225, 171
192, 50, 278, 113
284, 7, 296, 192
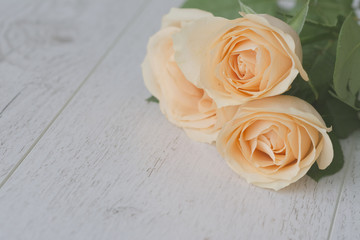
329, 131, 360, 240
0, 0, 359, 239
0, 0, 147, 182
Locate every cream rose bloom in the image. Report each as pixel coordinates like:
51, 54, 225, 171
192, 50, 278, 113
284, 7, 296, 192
173, 13, 309, 107
142, 8, 237, 143
216, 95, 333, 190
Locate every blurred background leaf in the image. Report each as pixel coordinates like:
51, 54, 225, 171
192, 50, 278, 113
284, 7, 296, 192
182, 0, 241, 19
333, 13, 360, 110
238, 0, 256, 14
288, 0, 309, 34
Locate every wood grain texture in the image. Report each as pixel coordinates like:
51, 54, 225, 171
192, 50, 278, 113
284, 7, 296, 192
0, 0, 358, 240
0, 0, 147, 182
329, 130, 360, 240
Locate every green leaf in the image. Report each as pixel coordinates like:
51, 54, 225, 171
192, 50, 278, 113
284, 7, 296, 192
304, 39, 337, 100
182, 0, 353, 26
238, 0, 256, 14
292, 0, 352, 27
146, 96, 159, 103
307, 132, 344, 181
182, 0, 240, 19
316, 95, 360, 139
288, 0, 309, 34
240, 0, 353, 27
296, 15, 344, 103
284, 76, 316, 104
334, 0, 354, 18
240, 0, 278, 15
333, 13, 360, 110
286, 25, 337, 103
305, 0, 347, 27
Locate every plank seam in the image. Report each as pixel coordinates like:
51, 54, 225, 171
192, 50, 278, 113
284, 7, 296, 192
0, 89, 23, 117
326, 136, 357, 240
0, 0, 151, 189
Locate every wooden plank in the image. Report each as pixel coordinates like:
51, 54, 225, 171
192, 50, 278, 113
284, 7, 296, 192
0, 1, 356, 239
0, 0, 41, 108
329, 131, 360, 240
0, 0, 146, 182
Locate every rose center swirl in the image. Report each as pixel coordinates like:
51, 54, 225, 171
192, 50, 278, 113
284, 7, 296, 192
229, 49, 256, 81
242, 120, 298, 169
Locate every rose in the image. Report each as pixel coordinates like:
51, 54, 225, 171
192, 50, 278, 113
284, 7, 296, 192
142, 8, 237, 143
142, 8, 217, 143
173, 13, 309, 107
216, 95, 333, 190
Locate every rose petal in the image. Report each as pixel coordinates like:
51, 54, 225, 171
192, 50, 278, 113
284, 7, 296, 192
173, 16, 229, 87
162, 8, 213, 29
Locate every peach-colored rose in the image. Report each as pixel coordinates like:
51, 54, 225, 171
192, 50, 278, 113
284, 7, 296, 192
216, 95, 333, 190
142, 8, 237, 143
173, 13, 309, 107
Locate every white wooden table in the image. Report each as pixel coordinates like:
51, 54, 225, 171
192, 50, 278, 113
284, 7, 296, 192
0, 0, 359, 239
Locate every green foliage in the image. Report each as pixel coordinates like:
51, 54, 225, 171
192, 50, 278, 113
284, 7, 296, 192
182, 0, 352, 26
333, 13, 360, 110
238, 0, 256, 14
302, 38, 337, 100
288, 0, 309, 34
146, 96, 159, 103
307, 132, 344, 182
301, 0, 351, 26
240, 0, 352, 26
316, 95, 360, 139
238, 0, 278, 16
182, 0, 241, 19
285, 22, 339, 103
284, 76, 316, 104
